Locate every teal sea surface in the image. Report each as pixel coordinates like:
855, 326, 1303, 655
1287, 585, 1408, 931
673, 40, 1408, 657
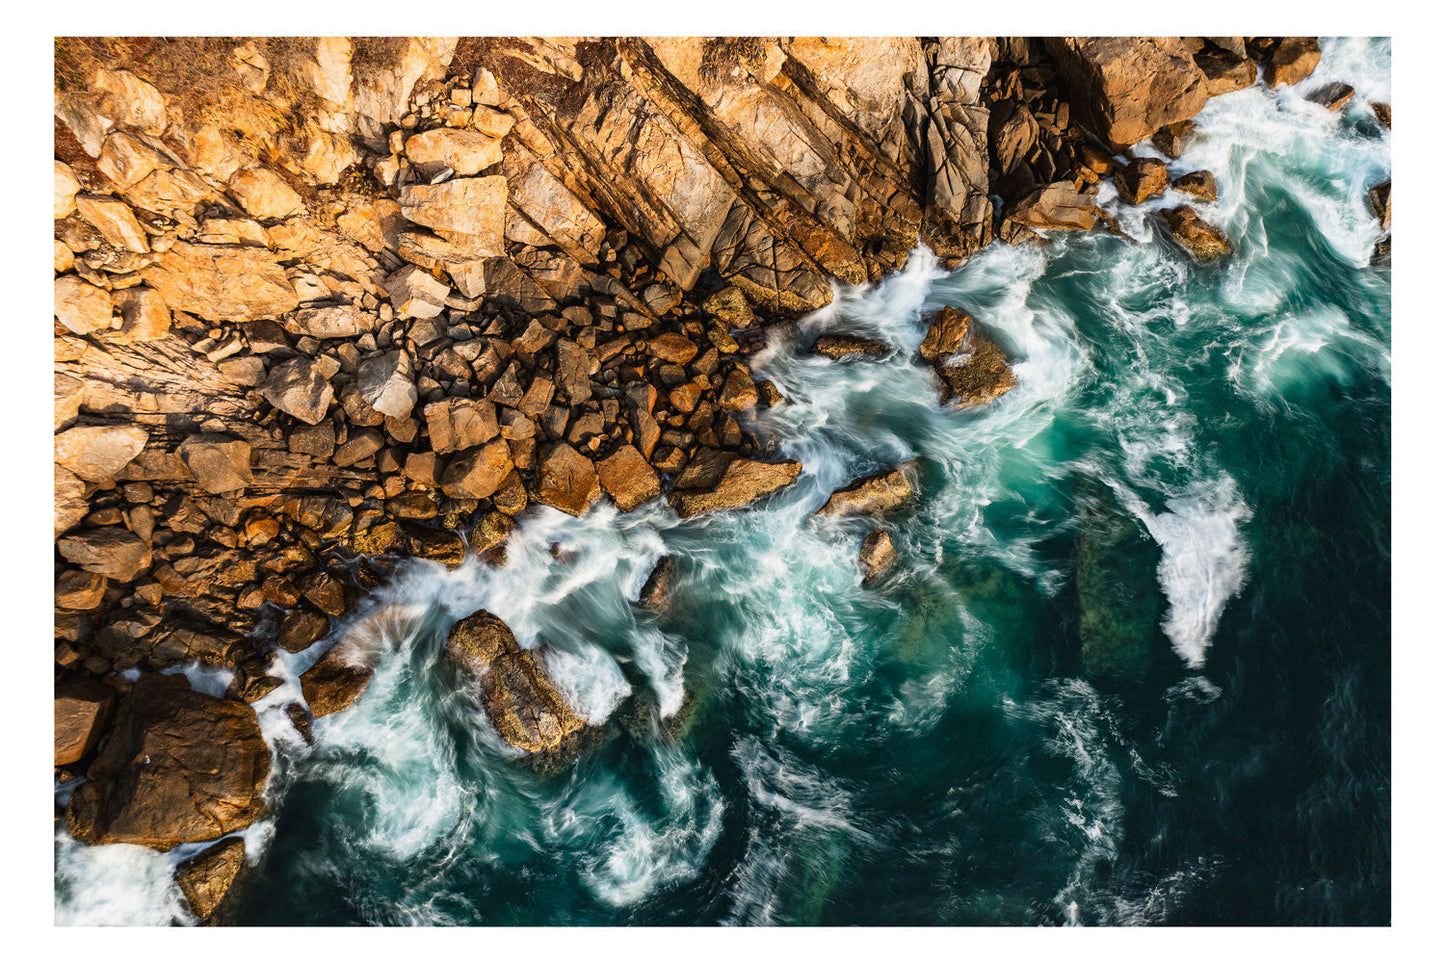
56, 37, 1391, 926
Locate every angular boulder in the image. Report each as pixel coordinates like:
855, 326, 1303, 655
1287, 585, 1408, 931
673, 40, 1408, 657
1172, 170, 1218, 202
859, 530, 897, 583
596, 444, 661, 512
1265, 38, 1321, 88
398, 176, 507, 255
261, 357, 334, 425
1045, 37, 1209, 150
356, 349, 417, 419
55, 679, 116, 766
140, 242, 298, 322
1007, 183, 1100, 231
669, 457, 803, 519
424, 398, 500, 454
440, 438, 514, 500
299, 638, 374, 717
175, 837, 246, 923
404, 128, 503, 177
58, 528, 152, 582
54, 424, 148, 483
65, 674, 270, 850
536, 443, 602, 516
54, 276, 114, 335
816, 464, 917, 518
177, 435, 253, 494
1113, 157, 1170, 205
812, 335, 890, 360
1159, 206, 1231, 261
445, 610, 585, 754
227, 167, 304, 220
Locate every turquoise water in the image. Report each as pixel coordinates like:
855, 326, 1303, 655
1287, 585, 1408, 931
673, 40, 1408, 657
55, 38, 1391, 926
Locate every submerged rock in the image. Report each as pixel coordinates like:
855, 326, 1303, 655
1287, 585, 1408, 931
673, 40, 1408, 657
445, 610, 585, 755
816, 464, 917, 518
65, 674, 270, 850
1075, 477, 1163, 684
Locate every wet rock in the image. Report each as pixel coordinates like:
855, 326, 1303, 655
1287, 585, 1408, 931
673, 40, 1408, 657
921, 309, 1017, 409
1046, 37, 1208, 149
277, 607, 330, 653
1265, 38, 1321, 88
299, 637, 374, 717
440, 438, 514, 500
177, 435, 253, 494
1076, 477, 1162, 683
65, 674, 269, 850
816, 464, 917, 518
299, 571, 349, 619
596, 444, 661, 512
919, 306, 970, 364
1370, 102, 1391, 129
636, 555, 676, 611
175, 837, 246, 924
468, 510, 515, 563
1113, 157, 1169, 205
54, 425, 148, 483
1171, 170, 1218, 202
1369, 180, 1391, 231
261, 357, 334, 425
1193, 44, 1256, 97
669, 457, 803, 519
445, 610, 585, 754
1151, 120, 1195, 159
812, 335, 890, 360
1306, 82, 1355, 112
58, 528, 151, 582
404, 524, 466, 566
858, 530, 897, 583
536, 443, 602, 516
54, 679, 115, 766
1159, 206, 1232, 261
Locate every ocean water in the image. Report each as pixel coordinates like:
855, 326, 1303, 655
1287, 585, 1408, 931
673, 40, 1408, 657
54, 37, 1391, 926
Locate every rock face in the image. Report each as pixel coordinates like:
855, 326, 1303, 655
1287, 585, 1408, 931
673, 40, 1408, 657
445, 610, 584, 754
1045, 38, 1208, 149
1160, 206, 1232, 261
175, 837, 247, 923
816, 464, 917, 518
65, 674, 270, 850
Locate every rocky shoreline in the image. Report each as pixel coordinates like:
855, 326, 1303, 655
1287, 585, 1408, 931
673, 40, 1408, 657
53, 36, 1382, 922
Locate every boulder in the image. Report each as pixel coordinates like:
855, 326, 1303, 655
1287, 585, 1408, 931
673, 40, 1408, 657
141, 242, 298, 322
441, 438, 514, 500
58, 527, 151, 582
670, 458, 803, 518
1007, 183, 1100, 231
177, 435, 253, 494
404, 525, 466, 566
227, 167, 304, 220
55, 160, 80, 218
1150, 120, 1195, 159
385, 265, 451, 320
404, 128, 503, 176
1159, 206, 1231, 261
636, 555, 676, 611
277, 608, 330, 653
816, 464, 917, 518
1113, 157, 1170, 205
1193, 44, 1256, 97
1370, 102, 1391, 129
1045, 38, 1208, 149
535, 443, 602, 516
812, 335, 890, 360
357, 349, 417, 419
1369, 180, 1391, 231
54, 424, 148, 483
75, 194, 150, 253
65, 674, 270, 850
54, 679, 115, 766
424, 398, 500, 453
1306, 82, 1355, 112
285, 304, 375, 340
1172, 170, 1218, 202
647, 332, 700, 364
55, 570, 107, 610
112, 286, 172, 341
398, 176, 507, 254
717, 368, 759, 411
1265, 38, 1321, 88
596, 444, 661, 512
920, 306, 971, 363
858, 530, 897, 583
54, 276, 114, 335
935, 328, 1016, 408
175, 837, 246, 923
299, 637, 374, 717
445, 610, 585, 754
261, 357, 334, 425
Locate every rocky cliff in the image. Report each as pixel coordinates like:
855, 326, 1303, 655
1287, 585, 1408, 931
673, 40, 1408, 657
54, 37, 1335, 877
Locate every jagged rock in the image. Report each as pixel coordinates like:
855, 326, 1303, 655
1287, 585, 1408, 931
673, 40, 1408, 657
54, 425, 148, 483
385, 264, 451, 319
175, 837, 246, 923
1113, 157, 1169, 205
141, 242, 298, 322
1369, 180, 1391, 231
425, 398, 500, 453
816, 464, 917, 518
177, 435, 253, 494
596, 444, 661, 512
261, 357, 334, 424
1160, 206, 1231, 261
299, 634, 375, 717
399, 176, 507, 255
54, 276, 113, 335
228, 167, 304, 220
920, 306, 970, 363
636, 555, 676, 611
441, 438, 514, 500
1007, 182, 1099, 231
1172, 170, 1218, 202
670, 457, 803, 518
717, 368, 759, 411
508, 159, 607, 263
445, 610, 584, 754
858, 529, 897, 583
554, 339, 596, 404
357, 349, 417, 419
285, 304, 375, 339
404, 128, 503, 177
1151, 120, 1196, 159
1193, 43, 1256, 97
58, 528, 151, 582
1306, 82, 1355, 112
813, 335, 890, 360
1046, 38, 1208, 150
65, 674, 269, 850
56, 570, 107, 610
54, 679, 115, 766
1265, 38, 1321, 88
405, 524, 467, 566
75, 194, 150, 253
1371, 102, 1391, 129
701, 286, 755, 328
112, 286, 172, 341
536, 443, 601, 516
